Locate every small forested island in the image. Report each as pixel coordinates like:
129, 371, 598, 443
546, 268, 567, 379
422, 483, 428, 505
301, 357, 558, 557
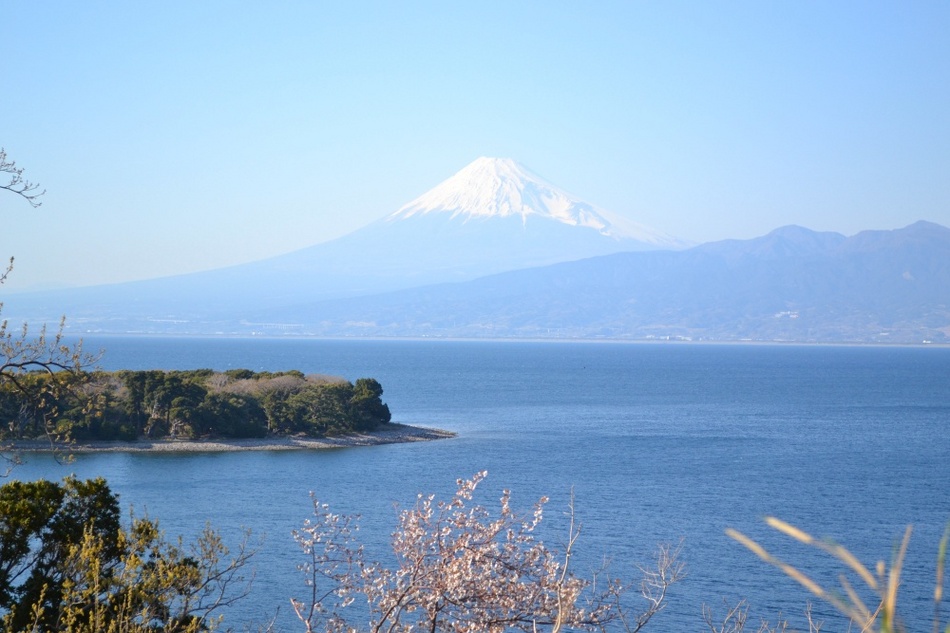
0, 368, 397, 444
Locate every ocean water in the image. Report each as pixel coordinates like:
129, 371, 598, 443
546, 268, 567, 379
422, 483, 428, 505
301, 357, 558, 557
9, 338, 950, 632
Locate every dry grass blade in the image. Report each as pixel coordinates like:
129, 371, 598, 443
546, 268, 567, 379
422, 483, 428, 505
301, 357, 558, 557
826, 542, 879, 592
839, 574, 873, 624
727, 529, 828, 599
934, 524, 949, 633
766, 517, 878, 591
726, 529, 771, 562
766, 517, 815, 546
882, 526, 912, 632
727, 519, 950, 633
938, 525, 949, 603
728, 516, 950, 633
728, 524, 880, 630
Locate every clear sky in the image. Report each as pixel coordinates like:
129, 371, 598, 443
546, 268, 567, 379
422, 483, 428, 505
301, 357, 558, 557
2, 2, 948, 290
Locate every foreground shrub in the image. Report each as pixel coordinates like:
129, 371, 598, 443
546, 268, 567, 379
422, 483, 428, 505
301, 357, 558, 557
0, 477, 255, 632
727, 518, 950, 633
291, 471, 684, 633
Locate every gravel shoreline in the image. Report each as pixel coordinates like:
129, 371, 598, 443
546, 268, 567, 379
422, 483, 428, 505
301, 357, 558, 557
5, 423, 456, 454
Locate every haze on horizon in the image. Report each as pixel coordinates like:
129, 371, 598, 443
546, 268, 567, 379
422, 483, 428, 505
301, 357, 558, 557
2, 2, 948, 291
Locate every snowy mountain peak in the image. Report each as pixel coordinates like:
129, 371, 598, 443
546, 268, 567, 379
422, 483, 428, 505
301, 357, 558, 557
387, 157, 686, 247
390, 157, 561, 222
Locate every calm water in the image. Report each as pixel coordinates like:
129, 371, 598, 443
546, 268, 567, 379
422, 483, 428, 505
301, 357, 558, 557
10, 338, 950, 631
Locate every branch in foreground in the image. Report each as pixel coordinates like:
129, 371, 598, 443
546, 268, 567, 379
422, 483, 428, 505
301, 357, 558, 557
0, 315, 99, 470
291, 471, 685, 633
0, 148, 45, 208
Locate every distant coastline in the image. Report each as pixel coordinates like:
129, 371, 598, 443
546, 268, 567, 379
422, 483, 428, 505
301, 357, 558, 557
7, 423, 456, 454
66, 332, 949, 347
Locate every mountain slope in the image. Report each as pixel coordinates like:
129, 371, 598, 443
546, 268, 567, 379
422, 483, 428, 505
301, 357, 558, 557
4, 158, 686, 329
258, 157, 686, 287
239, 221, 950, 343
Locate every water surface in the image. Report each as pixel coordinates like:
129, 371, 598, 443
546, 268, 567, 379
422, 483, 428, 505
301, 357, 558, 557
11, 338, 950, 631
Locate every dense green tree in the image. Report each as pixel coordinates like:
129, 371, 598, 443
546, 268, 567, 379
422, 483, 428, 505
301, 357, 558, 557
0, 477, 254, 632
224, 368, 254, 380
288, 384, 351, 435
195, 392, 267, 438
117, 370, 163, 434
0, 477, 120, 630
1, 369, 392, 443
349, 377, 391, 431
142, 373, 207, 438
256, 374, 309, 434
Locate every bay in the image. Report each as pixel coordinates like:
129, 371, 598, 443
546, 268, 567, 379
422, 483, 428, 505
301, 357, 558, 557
9, 338, 950, 631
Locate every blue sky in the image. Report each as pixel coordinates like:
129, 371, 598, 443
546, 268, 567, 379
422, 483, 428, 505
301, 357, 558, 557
2, 2, 948, 290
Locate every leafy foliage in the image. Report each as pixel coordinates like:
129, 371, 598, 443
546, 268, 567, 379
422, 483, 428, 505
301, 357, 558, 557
0, 476, 255, 632
0, 369, 392, 443
0, 476, 119, 628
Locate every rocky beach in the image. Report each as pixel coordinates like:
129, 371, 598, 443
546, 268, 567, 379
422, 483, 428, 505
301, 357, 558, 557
6, 423, 455, 454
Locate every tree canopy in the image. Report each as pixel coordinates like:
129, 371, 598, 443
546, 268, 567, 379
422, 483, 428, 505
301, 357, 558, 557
1, 369, 392, 443
0, 476, 254, 632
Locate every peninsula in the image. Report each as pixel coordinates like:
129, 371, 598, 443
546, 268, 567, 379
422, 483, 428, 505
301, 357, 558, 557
0, 369, 453, 449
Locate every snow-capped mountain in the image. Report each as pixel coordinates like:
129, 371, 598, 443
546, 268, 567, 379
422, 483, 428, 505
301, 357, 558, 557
221, 156, 689, 298
7, 158, 689, 333
387, 157, 684, 248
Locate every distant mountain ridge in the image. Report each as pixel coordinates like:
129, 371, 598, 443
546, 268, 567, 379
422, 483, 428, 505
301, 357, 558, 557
8, 220, 947, 343
3, 157, 687, 328
236, 221, 950, 344
2, 156, 946, 343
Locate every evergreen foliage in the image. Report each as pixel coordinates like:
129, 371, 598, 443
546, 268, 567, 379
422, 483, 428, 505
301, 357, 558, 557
0, 477, 119, 629
0, 369, 391, 443
0, 477, 254, 632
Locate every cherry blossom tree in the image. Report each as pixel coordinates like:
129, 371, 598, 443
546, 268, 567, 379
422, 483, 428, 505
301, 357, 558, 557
291, 471, 684, 633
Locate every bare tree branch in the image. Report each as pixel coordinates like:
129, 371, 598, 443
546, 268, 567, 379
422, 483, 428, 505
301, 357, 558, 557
0, 148, 94, 470
0, 148, 45, 208
702, 599, 823, 633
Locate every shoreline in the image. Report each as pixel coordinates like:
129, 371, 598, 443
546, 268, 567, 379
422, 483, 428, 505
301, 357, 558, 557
4, 423, 456, 454
64, 332, 949, 348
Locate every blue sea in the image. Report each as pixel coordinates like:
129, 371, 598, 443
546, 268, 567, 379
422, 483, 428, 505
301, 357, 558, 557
10, 338, 950, 631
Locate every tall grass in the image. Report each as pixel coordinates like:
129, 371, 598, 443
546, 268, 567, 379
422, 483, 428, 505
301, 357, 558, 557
727, 519, 950, 633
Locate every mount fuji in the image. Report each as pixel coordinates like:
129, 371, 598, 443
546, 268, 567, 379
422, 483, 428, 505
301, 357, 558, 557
267, 157, 687, 294
387, 157, 679, 245
7, 158, 688, 332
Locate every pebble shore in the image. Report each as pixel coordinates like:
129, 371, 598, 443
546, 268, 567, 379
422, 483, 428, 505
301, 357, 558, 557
7, 423, 456, 454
